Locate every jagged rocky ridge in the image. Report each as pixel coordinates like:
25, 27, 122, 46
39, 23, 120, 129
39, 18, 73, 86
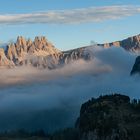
0, 36, 93, 69
99, 34, 140, 53
0, 48, 14, 67
1, 34, 140, 70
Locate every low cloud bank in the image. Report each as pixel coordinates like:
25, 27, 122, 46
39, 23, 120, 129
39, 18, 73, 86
0, 46, 139, 132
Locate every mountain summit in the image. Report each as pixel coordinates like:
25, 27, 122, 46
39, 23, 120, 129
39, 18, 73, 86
1, 34, 140, 69
0, 36, 92, 69
0, 48, 14, 68
99, 34, 140, 53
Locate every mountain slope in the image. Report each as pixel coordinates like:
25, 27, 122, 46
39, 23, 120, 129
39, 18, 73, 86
99, 34, 140, 53
0, 34, 140, 69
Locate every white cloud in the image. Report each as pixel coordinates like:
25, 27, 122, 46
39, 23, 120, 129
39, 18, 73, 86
0, 5, 140, 25
0, 46, 138, 132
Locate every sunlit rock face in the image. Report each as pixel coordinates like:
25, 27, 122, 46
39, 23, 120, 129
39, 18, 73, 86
1, 36, 93, 69
0, 48, 14, 68
99, 34, 140, 53
3, 34, 140, 70
5, 36, 61, 67
121, 35, 140, 52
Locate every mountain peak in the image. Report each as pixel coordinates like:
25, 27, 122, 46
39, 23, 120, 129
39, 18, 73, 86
0, 35, 92, 69
99, 34, 140, 52
0, 48, 14, 67
1, 34, 140, 69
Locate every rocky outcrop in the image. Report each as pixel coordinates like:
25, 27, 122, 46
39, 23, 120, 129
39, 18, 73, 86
59, 47, 93, 65
0, 48, 14, 68
131, 56, 140, 75
0, 36, 93, 69
5, 36, 61, 67
101, 41, 120, 48
99, 34, 140, 53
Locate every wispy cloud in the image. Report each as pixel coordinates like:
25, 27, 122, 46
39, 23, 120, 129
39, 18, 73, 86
0, 5, 140, 25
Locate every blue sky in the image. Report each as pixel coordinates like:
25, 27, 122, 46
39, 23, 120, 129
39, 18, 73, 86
0, 0, 140, 50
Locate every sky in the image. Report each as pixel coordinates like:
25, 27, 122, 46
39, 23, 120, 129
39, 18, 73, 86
0, 0, 140, 50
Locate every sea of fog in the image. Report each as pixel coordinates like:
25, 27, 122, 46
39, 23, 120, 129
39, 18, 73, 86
0, 46, 140, 133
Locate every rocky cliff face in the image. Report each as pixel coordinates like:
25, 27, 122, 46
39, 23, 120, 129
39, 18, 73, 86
131, 56, 140, 75
59, 47, 93, 65
5, 36, 62, 68
0, 48, 14, 68
99, 34, 140, 53
0, 36, 93, 69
